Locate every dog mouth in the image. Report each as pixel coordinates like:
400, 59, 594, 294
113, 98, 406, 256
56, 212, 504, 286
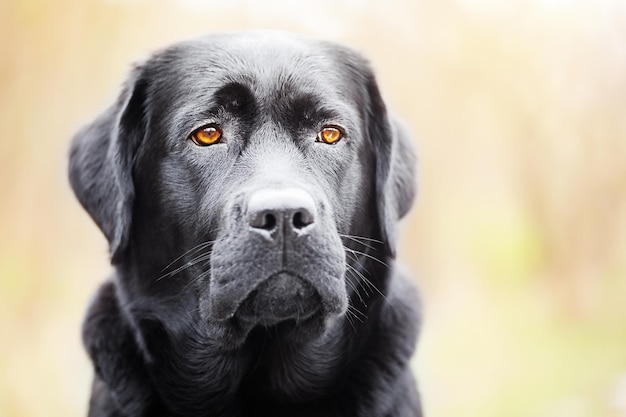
204, 189, 349, 329
236, 271, 322, 326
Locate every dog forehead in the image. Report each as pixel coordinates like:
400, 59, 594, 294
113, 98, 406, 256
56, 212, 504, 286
150, 32, 352, 103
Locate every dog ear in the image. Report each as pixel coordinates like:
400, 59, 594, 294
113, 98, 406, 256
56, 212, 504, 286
365, 75, 417, 257
83, 281, 154, 415
69, 64, 148, 263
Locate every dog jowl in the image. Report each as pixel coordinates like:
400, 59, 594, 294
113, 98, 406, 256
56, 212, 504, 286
70, 32, 422, 417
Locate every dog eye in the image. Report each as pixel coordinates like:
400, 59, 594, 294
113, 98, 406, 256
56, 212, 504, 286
190, 125, 223, 146
317, 126, 343, 144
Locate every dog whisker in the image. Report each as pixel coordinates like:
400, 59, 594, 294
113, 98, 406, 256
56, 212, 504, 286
344, 310, 358, 334
346, 252, 372, 276
360, 275, 391, 305
347, 305, 365, 322
340, 235, 378, 251
186, 306, 202, 317
194, 267, 214, 282
346, 265, 371, 298
337, 233, 384, 245
156, 252, 212, 281
160, 240, 216, 273
344, 271, 367, 304
347, 263, 374, 294
344, 247, 390, 269
344, 254, 390, 304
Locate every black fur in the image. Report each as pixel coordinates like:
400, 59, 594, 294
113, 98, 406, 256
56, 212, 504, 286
70, 31, 421, 417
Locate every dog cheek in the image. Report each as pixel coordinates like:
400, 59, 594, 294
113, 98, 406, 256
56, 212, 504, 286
325, 161, 367, 234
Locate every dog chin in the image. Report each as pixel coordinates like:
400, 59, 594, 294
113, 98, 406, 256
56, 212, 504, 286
198, 308, 335, 350
198, 278, 345, 347
235, 272, 321, 324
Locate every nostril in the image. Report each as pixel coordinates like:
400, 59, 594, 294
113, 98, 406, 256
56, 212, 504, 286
261, 213, 277, 231
292, 210, 313, 230
249, 210, 278, 231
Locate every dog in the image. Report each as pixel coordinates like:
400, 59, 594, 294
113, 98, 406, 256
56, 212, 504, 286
69, 31, 421, 417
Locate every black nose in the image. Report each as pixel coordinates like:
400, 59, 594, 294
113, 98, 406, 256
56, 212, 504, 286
247, 188, 317, 235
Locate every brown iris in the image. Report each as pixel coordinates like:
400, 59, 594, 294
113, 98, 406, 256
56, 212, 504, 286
317, 126, 343, 144
191, 125, 222, 146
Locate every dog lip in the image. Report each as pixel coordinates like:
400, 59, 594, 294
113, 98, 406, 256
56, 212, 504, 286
207, 222, 349, 322
234, 271, 322, 324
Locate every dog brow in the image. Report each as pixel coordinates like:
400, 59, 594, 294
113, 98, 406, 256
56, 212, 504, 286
282, 93, 346, 127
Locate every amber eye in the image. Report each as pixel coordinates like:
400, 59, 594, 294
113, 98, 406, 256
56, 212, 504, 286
317, 126, 343, 144
191, 125, 223, 146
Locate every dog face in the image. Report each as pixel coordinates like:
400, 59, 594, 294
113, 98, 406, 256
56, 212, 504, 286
70, 32, 416, 345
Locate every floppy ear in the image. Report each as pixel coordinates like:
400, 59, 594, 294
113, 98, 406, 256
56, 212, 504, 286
83, 281, 155, 415
365, 75, 417, 257
69, 65, 148, 263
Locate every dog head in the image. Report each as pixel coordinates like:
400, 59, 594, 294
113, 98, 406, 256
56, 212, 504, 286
70, 32, 416, 343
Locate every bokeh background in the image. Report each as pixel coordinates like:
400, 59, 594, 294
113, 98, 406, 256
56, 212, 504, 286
1, 0, 625, 416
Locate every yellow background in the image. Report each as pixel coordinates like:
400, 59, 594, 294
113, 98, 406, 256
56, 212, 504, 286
1, 0, 625, 416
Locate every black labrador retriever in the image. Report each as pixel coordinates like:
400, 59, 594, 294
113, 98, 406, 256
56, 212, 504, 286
69, 31, 421, 417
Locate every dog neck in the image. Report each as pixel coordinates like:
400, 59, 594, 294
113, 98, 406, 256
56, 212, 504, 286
83, 256, 418, 417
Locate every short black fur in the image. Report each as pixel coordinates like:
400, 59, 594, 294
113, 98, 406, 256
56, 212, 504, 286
70, 32, 421, 417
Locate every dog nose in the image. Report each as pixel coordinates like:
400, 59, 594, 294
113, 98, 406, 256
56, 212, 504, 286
247, 188, 317, 235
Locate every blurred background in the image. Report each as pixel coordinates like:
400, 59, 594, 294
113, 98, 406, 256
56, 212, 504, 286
1, 0, 625, 416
